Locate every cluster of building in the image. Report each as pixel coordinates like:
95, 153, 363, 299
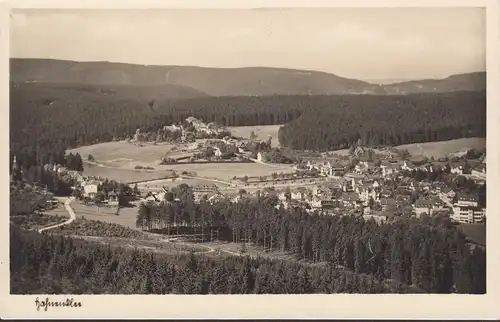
185, 117, 228, 136
237, 147, 486, 225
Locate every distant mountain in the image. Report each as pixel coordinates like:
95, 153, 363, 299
10, 82, 209, 102
382, 72, 486, 94
10, 58, 485, 96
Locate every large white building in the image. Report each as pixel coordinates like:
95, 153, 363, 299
452, 194, 485, 224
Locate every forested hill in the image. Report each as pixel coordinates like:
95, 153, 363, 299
382, 72, 486, 94
10, 84, 485, 171
278, 91, 486, 151
10, 58, 485, 96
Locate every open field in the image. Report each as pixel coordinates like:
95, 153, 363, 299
327, 137, 486, 159
68, 141, 175, 164
227, 125, 282, 147
82, 163, 175, 183
70, 139, 295, 183
70, 202, 137, 229
161, 162, 295, 181
393, 137, 485, 159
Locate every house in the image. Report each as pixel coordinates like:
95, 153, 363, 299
257, 152, 269, 163
471, 163, 486, 180
401, 161, 415, 171
452, 194, 484, 223
341, 192, 361, 208
413, 198, 445, 217
108, 191, 119, 207
278, 191, 287, 201
83, 181, 99, 199
380, 162, 397, 177
214, 147, 223, 158
353, 146, 365, 157
363, 214, 388, 225
450, 164, 464, 175
380, 198, 398, 212
309, 197, 322, 209
163, 124, 182, 132
354, 161, 370, 174
357, 185, 379, 203
208, 193, 225, 205
380, 189, 392, 198
291, 188, 306, 201
440, 187, 456, 200
452, 201, 485, 224
456, 194, 480, 207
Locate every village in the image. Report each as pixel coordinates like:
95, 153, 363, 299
32, 116, 487, 228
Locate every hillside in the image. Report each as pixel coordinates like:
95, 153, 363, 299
383, 72, 486, 94
277, 91, 486, 151
10, 58, 485, 96
10, 82, 209, 104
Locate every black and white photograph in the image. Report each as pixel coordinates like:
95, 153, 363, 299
3, 2, 499, 318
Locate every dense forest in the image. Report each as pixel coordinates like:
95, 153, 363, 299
134, 186, 486, 294
10, 82, 485, 172
11, 225, 419, 294
278, 91, 486, 151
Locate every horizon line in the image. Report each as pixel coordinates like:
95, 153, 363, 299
10, 56, 486, 83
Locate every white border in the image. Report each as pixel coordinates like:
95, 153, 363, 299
1, 0, 499, 319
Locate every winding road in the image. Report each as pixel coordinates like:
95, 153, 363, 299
38, 197, 76, 233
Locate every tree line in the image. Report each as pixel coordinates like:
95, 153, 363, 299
10, 225, 420, 294
278, 91, 486, 151
135, 184, 485, 294
11, 82, 484, 172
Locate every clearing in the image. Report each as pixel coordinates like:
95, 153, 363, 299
69, 202, 138, 229
227, 125, 282, 147
68, 141, 175, 165
82, 163, 174, 183
327, 137, 486, 159
69, 139, 295, 183
393, 138, 485, 159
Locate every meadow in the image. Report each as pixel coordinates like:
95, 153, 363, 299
82, 163, 175, 183
227, 125, 282, 147
393, 137, 485, 159
327, 137, 486, 159
68, 141, 175, 166
69, 202, 138, 229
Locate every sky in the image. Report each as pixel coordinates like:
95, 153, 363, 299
10, 8, 485, 81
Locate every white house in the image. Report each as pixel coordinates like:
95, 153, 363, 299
291, 189, 305, 201
354, 161, 369, 174
451, 165, 464, 175
108, 191, 119, 207
413, 199, 445, 217
401, 161, 415, 171
471, 164, 486, 180
83, 182, 99, 199
452, 194, 484, 223
309, 197, 322, 209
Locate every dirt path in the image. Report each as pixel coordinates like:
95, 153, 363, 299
38, 197, 76, 233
